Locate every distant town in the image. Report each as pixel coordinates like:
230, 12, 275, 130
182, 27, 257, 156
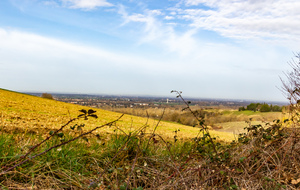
26, 92, 287, 110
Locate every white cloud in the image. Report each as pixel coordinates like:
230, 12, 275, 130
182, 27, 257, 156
117, 0, 300, 59
149, 10, 162, 16
61, 0, 113, 10
179, 0, 300, 45
118, 7, 166, 43
162, 29, 198, 56
0, 27, 289, 101
164, 15, 174, 20
0, 28, 164, 68
0, 28, 180, 81
119, 6, 193, 56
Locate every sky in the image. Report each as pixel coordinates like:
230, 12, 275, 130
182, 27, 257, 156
0, 0, 299, 102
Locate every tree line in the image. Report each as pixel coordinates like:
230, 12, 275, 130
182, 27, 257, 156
238, 103, 282, 112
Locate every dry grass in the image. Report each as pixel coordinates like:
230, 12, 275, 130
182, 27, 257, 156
111, 107, 284, 130
2, 121, 298, 189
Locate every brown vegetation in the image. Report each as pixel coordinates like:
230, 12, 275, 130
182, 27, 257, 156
111, 107, 283, 130
41, 93, 54, 100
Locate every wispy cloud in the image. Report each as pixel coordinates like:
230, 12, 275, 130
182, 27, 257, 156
60, 0, 113, 10
118, 6, 166, 44
118, 5, 198, 56
164, 16, 174, 20
178, 0, 300, 45
116, 0, 300, 58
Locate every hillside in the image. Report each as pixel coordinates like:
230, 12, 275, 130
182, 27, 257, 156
0, 88, 234, 141
1, 88, 299, 189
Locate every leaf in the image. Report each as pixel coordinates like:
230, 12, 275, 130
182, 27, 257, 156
89, 114, 98, 119
49, 131, 54, 135
79, 109, 87, 114
70, 124, 77, 130
239, 157, 246, 162
57, 132, 64, 137
77, 114, 85, 118
88, 109, 96, 114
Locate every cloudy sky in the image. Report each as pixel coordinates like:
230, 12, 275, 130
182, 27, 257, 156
0, 0, 299, 102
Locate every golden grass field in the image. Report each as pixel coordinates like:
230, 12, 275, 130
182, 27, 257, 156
0, 88, 235, 141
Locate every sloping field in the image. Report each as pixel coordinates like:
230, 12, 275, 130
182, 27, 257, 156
215, 121, 265, 133
0, 88, 234, 141
214, 110, 284, 134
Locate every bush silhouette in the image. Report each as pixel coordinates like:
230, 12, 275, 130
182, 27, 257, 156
41, 93, 54, 100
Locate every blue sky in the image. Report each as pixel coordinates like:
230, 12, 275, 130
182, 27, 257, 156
1, 0, 299, 102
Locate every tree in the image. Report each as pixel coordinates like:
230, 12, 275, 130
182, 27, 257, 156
246, 103, 260, 112
41, 93, 54, 100
238, 106, 246, 111
281, 53, 300, 104
272, 105, 282, 112
260, 104, 271, 112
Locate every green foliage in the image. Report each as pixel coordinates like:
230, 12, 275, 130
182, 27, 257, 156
238, 106, 246, 111
271, 105, 282, 112
244, 102, 282, 112
246, 103, 260, 111
260, 104, 271, 112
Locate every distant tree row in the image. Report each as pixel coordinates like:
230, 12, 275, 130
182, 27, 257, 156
238, 103, 282, 112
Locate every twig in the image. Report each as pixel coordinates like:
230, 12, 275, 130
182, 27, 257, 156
252, 135, 293, 175
171, 90, 218, 156
126, 151, 139, 190
145, 108, 165, 150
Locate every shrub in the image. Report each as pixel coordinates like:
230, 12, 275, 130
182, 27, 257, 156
271, 105, 282, 112
41, 93, 54, 100
238, 106, 245, 111
246, 103, 260, 111
260, 104, 271, 112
